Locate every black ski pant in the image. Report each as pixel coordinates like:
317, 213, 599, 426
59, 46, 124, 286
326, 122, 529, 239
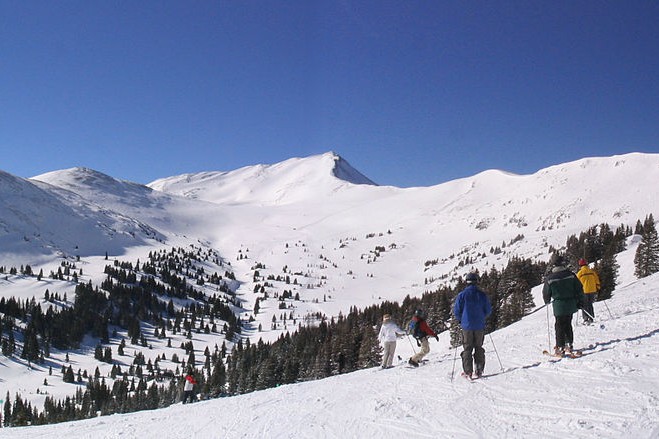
554, 314, 574, 348
461, 329, 485, 375
582, 293, 596, 322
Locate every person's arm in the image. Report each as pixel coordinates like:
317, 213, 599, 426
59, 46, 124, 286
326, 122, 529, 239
542, 281, 551, 304
483, 292, 492, 317
453, 294, 463, 322
421, 320, 436, 337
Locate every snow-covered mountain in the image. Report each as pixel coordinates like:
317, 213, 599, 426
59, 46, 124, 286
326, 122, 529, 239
3, 151, 659, 329
0, 169, 161, 266
1, 151, 658, 436
147, 151, 376, 205
2, 150, 658, 321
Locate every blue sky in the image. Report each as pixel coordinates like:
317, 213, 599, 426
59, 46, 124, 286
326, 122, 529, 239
1, 1, 658, 187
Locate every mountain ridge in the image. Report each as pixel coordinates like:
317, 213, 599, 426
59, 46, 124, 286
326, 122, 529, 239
1, 151, 658, 267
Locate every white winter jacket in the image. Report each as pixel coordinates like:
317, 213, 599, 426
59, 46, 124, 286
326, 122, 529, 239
378, 321, 405, 343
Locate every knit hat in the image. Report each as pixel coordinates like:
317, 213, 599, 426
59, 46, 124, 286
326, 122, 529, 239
578, 258, 587, 266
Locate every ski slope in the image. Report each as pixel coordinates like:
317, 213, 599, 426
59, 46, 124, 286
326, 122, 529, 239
3, 258, 657, 438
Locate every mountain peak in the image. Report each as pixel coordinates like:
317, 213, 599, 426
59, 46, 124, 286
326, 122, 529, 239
148, 151, 376, 205
324, 152, 377, 186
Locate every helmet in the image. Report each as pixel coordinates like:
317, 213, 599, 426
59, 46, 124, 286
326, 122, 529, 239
553, 255, 566, 267
578, 258, 587, 266
465, 272, 478, 284
414, 309, 425, 318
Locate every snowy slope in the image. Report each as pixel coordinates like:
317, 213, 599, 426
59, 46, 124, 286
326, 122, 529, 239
1, 151, 659, 437
0, 170, 161, 266
2, 243, 657, 439
3, 152, 659, 351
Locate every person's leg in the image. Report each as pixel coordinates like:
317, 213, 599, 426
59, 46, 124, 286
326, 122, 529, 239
583, 294, 595, 322
461, 330, 475, 375
565, 315, 574, 350
411, 337, 430, 363
555, 316, 566, 353
473, 330, 486, 376
382, 341, 394, 367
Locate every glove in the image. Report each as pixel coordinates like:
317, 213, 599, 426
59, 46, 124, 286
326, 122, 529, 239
434, 335, 439, 341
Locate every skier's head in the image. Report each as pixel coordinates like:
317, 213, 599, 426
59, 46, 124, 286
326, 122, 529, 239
578, 258, 588, 266
465, 272, 478, 284
382, 314, 391, 322
552, 255, 566, 267
414, 309, 425, 319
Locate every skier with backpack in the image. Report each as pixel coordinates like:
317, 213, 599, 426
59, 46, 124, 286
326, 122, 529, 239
543, 255, 585, 357
453, 272, 492, 379
408, 309, 438, 367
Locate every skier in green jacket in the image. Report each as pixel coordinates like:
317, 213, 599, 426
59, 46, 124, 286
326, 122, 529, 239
543, 255, 585, 356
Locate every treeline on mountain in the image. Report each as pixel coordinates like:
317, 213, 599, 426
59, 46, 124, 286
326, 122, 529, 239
218, 220, 637, 395
1, 247, 241, 360
2, 218, 659, 427
1, 246, 241, 426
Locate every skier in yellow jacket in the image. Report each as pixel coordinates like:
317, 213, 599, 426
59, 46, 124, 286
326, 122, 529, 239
577, 258, 601, 324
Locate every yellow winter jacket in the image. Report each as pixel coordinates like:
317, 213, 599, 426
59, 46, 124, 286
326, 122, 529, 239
577, 265, 600, 294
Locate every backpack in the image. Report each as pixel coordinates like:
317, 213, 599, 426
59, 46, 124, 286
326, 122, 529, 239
408, 317, 424, 339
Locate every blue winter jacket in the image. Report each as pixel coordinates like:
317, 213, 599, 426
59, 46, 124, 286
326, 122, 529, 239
453, 285, 492, 331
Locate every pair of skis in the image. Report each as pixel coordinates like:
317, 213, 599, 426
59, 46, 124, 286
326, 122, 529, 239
460, 372, 483, 381
542, 349, 583, 359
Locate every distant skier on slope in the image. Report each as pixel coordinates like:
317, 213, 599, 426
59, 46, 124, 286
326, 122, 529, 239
182, 367, 197, 403
453, 272, 492, 379
408, 309, 438, 367
577, 258, 600, 324
378, 314, 406, 369
543, 255, 585, 357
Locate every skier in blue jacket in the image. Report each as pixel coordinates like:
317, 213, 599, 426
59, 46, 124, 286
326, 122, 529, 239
453, 272, 492, 379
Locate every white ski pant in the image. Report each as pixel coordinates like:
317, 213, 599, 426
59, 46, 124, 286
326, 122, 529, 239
381, 341, 397, 367
411, 337, 430, 363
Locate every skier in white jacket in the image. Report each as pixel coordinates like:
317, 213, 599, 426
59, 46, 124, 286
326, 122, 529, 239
378, 314, 406, 369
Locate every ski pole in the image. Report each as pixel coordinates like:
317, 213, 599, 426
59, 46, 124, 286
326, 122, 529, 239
546, 304, 552, 352
450, 337, 459, 382
581, 308, 595, 321
601, 298, 614, 319
406, 334, 417, 355
488, 333, 503, 372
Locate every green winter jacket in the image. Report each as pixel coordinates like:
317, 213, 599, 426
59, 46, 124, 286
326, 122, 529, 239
543, 266, 585, 316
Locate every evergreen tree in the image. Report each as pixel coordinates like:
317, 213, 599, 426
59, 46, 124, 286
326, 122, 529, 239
3, 393, 10, 427
20, 323, 40, 364
597, 248, 619, 301
63, 365, 75, 383
634, 214, 659, 278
